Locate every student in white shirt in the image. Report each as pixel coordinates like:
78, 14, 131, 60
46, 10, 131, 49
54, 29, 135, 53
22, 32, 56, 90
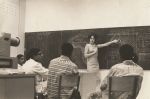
22, 48, 48, 98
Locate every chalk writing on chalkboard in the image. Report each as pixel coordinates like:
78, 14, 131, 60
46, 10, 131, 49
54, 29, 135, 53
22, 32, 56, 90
25, 26, 150, 70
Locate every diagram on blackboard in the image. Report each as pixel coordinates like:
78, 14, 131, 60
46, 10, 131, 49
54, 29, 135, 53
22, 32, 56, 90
25, 26, 150, 70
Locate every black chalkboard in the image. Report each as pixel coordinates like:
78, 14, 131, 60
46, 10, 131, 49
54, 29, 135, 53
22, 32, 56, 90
25, 26, 150, 70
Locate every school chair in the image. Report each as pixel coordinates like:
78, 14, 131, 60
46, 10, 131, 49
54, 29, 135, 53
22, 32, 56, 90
108, 76, 141, 99
58, 74, 80, 99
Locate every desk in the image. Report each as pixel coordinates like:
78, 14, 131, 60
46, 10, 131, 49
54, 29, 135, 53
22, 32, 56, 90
79, 69, 100, 99
79, 69, 109, 99
0, 74, 35, 99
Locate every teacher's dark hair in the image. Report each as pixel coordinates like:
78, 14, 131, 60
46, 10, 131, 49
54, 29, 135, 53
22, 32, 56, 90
88, 33, 98, 44
88, 33, 97, 40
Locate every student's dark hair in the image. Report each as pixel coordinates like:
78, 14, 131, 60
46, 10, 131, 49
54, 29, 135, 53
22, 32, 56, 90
119, 44, 134, 61
26, 48, 41, 60
17, 54, 24, 59
61, 43, 73, 57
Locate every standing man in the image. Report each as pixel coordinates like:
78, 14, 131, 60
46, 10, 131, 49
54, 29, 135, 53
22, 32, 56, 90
47, 43, 78, 99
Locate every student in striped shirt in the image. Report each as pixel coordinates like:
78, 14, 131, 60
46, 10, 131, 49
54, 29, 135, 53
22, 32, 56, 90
47, 43, 78, 99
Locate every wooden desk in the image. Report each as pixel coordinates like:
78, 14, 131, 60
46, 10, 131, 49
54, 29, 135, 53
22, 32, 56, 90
0, 74, 35, 99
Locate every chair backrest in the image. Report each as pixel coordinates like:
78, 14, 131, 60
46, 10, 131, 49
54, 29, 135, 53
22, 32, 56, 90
108, 76, 139, 99
58, 74, 80, 99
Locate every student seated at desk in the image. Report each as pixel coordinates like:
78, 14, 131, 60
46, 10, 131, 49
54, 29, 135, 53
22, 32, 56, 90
22, 48, 48, 98
88, 44, 144, 99
47, 43, 78, 99
17, 54, 25, 69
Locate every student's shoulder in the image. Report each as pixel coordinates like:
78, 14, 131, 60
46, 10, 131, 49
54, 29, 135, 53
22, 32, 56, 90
50, 57, 60, 63
111, 63, 122, 69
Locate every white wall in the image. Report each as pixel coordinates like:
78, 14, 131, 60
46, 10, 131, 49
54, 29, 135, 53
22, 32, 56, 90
24, 0, 150, 99
25, 0, 150, 32
18, 0, 26, 55
0, 0, 25, 56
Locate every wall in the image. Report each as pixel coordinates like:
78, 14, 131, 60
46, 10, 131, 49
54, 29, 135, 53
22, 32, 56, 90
18, 0, 26, 55
0, 0, 25, 56
24, 0, 150, 99
25, 0, 150, 32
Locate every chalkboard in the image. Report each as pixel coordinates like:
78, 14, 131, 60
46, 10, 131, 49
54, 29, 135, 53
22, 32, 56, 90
25, 26, 150, 70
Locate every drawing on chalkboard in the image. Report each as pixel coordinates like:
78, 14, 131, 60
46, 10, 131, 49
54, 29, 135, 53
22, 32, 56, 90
25, 26, 150, 70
